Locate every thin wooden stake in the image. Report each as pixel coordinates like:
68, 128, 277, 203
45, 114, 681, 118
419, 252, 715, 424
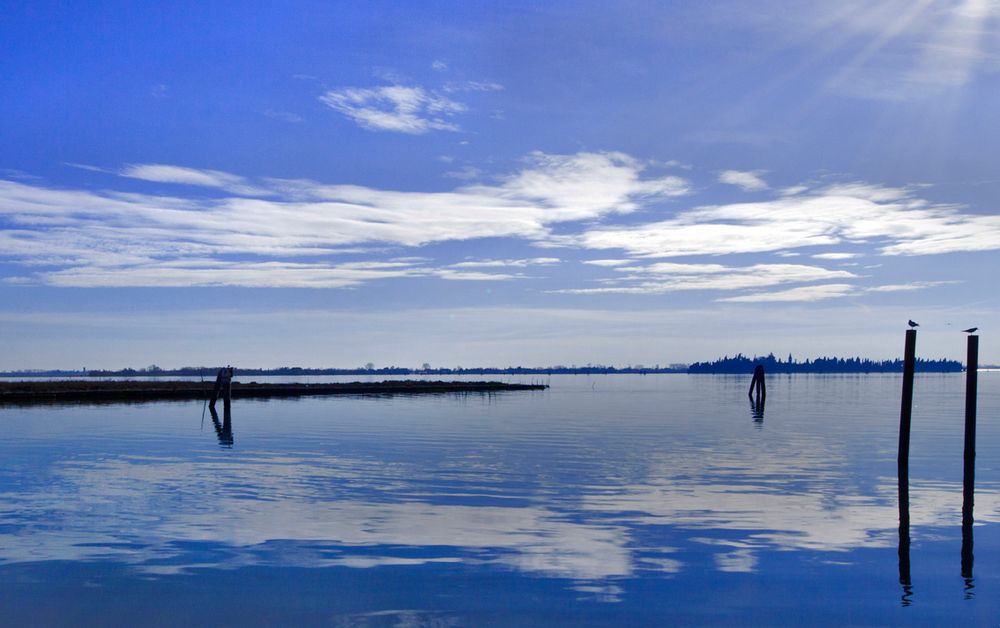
898, 329, 917, 482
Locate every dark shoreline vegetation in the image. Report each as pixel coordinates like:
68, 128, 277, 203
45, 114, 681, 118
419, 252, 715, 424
0, 380, 548, 405
688, 353, 964, 374
0, 353, 970, 379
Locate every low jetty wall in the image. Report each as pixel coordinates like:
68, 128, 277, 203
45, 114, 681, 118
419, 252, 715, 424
0, 380, 548, 405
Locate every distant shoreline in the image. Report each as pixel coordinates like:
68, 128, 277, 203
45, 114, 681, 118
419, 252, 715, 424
0, 358, 978, 379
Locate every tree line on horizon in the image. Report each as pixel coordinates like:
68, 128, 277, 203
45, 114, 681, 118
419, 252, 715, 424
687, 353, 963, 374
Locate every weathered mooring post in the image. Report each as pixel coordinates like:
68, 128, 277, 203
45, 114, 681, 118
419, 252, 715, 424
209, 365, 234, 411
898, 330, 917, 483
962, 333, 978, 588
748, 364, 766, 411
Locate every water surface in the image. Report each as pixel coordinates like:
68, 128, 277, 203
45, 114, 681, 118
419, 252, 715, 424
1, 374, 998, 625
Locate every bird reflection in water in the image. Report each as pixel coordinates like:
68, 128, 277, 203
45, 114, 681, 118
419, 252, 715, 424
209, 404, 234, 448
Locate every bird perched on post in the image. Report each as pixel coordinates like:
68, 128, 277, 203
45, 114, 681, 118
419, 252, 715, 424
908, 320, 919, 328
962, 327, 978, 334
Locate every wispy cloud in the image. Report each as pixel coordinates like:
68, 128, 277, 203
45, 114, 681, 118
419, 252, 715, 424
718, 279, 956, 302
718, 283, 857, 302
556, 263, 855, 295
443, 80, 504, 93
319, 85, 466, 133
449, 258, 560, 269
119, 164, 269, 196
718, 170, 768, 191
865, 280, 958, 292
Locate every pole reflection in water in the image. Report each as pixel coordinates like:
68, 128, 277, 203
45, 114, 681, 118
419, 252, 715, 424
209, 404, 234, 448
962, 508, 974, 599
962, 430, 975, 599
898, 471, 913, 607
749, 398, 765, 423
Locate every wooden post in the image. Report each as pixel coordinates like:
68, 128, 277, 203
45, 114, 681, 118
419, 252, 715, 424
208, 366, 234, 410
748, 364, 766, 419
209, 368, 224, 409
898, 329, 917, 482
748, 364, 766, 403
897, 328, 916, 605
222, 365, 233, 414
963, 335, 978, 521
962, 334, 978, 587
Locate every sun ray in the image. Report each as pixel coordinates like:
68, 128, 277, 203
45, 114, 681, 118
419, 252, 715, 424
910, 0, 996, 87
824, 0, 937, 91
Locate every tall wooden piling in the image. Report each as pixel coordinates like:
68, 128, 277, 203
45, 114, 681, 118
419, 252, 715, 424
898, 329, 917, 481
962, 334, 978, 586
963, 335, 978, 520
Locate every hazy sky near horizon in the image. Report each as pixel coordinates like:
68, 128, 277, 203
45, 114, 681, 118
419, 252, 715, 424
2, 1, 999, 369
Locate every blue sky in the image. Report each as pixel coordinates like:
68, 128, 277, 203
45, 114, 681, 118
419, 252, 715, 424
2, 0, 999, 369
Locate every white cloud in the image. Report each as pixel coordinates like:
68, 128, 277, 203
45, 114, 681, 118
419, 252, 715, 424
812, 252, 860, 260
578, 182, 1000, 258
718, 170, 769, 191
718, 284, 857, 302
432, 269, 523, 281
319, 85, 466, 133
431, 60, 448, 71
583, 259, 632, 267
0, 153, 687, 288
4, 157, 997, 296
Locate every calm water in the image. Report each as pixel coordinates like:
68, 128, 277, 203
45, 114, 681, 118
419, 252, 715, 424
1, 374, 998, 626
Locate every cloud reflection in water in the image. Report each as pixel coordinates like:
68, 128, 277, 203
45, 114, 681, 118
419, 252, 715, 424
2, 451, 997, 582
